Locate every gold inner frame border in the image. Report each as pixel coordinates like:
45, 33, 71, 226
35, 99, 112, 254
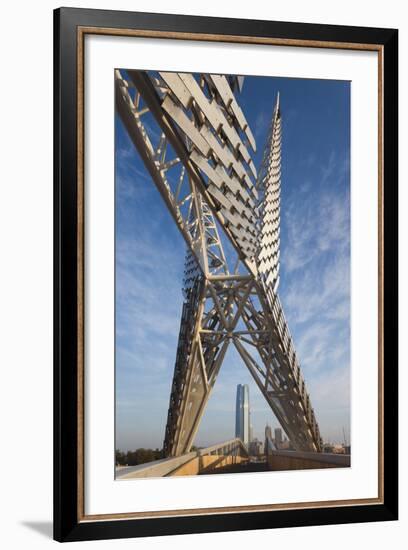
76, 26, 384, 522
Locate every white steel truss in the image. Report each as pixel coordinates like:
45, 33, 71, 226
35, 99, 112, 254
115, 69, 323, 455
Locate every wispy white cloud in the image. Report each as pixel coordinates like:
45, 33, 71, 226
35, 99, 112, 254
116, 234, 184, 365
254, 109, 270, 139
282, 176, 349, 274
320, 150, 336, 184
284, 250, 349, 325
278, 149, 350, 442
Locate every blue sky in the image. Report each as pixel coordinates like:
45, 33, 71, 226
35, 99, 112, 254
115, 73, 350, 451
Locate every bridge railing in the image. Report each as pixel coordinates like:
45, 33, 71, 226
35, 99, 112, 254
116, 438, 249, 479
264, 446, 350, 471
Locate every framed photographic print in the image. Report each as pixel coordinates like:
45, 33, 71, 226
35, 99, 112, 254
54, 7, 398, 542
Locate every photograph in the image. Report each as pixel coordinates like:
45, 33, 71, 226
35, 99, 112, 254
114, 69, 351, 479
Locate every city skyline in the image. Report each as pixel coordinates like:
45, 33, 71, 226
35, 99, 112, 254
115, 73, 350, 452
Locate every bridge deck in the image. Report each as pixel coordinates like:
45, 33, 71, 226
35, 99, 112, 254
116, 439, 350, 479
199, 461, 269, 475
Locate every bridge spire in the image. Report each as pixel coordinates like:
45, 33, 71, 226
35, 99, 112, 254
257, 92, 282, 293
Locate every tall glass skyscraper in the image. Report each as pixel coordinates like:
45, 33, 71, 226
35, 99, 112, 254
235, 384, 250, 446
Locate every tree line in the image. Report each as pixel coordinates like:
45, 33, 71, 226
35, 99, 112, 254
115, 448, 163, 466
115, 445, 200, 466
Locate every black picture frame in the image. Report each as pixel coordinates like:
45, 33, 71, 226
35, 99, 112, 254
54, 7, 398, 542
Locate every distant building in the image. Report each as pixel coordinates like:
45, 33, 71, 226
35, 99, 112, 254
280, 438, 291, 450
264, 424, 276, 454
235, 384, 250, 447
249, 438, 264, 456
274, 428, 282, 447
